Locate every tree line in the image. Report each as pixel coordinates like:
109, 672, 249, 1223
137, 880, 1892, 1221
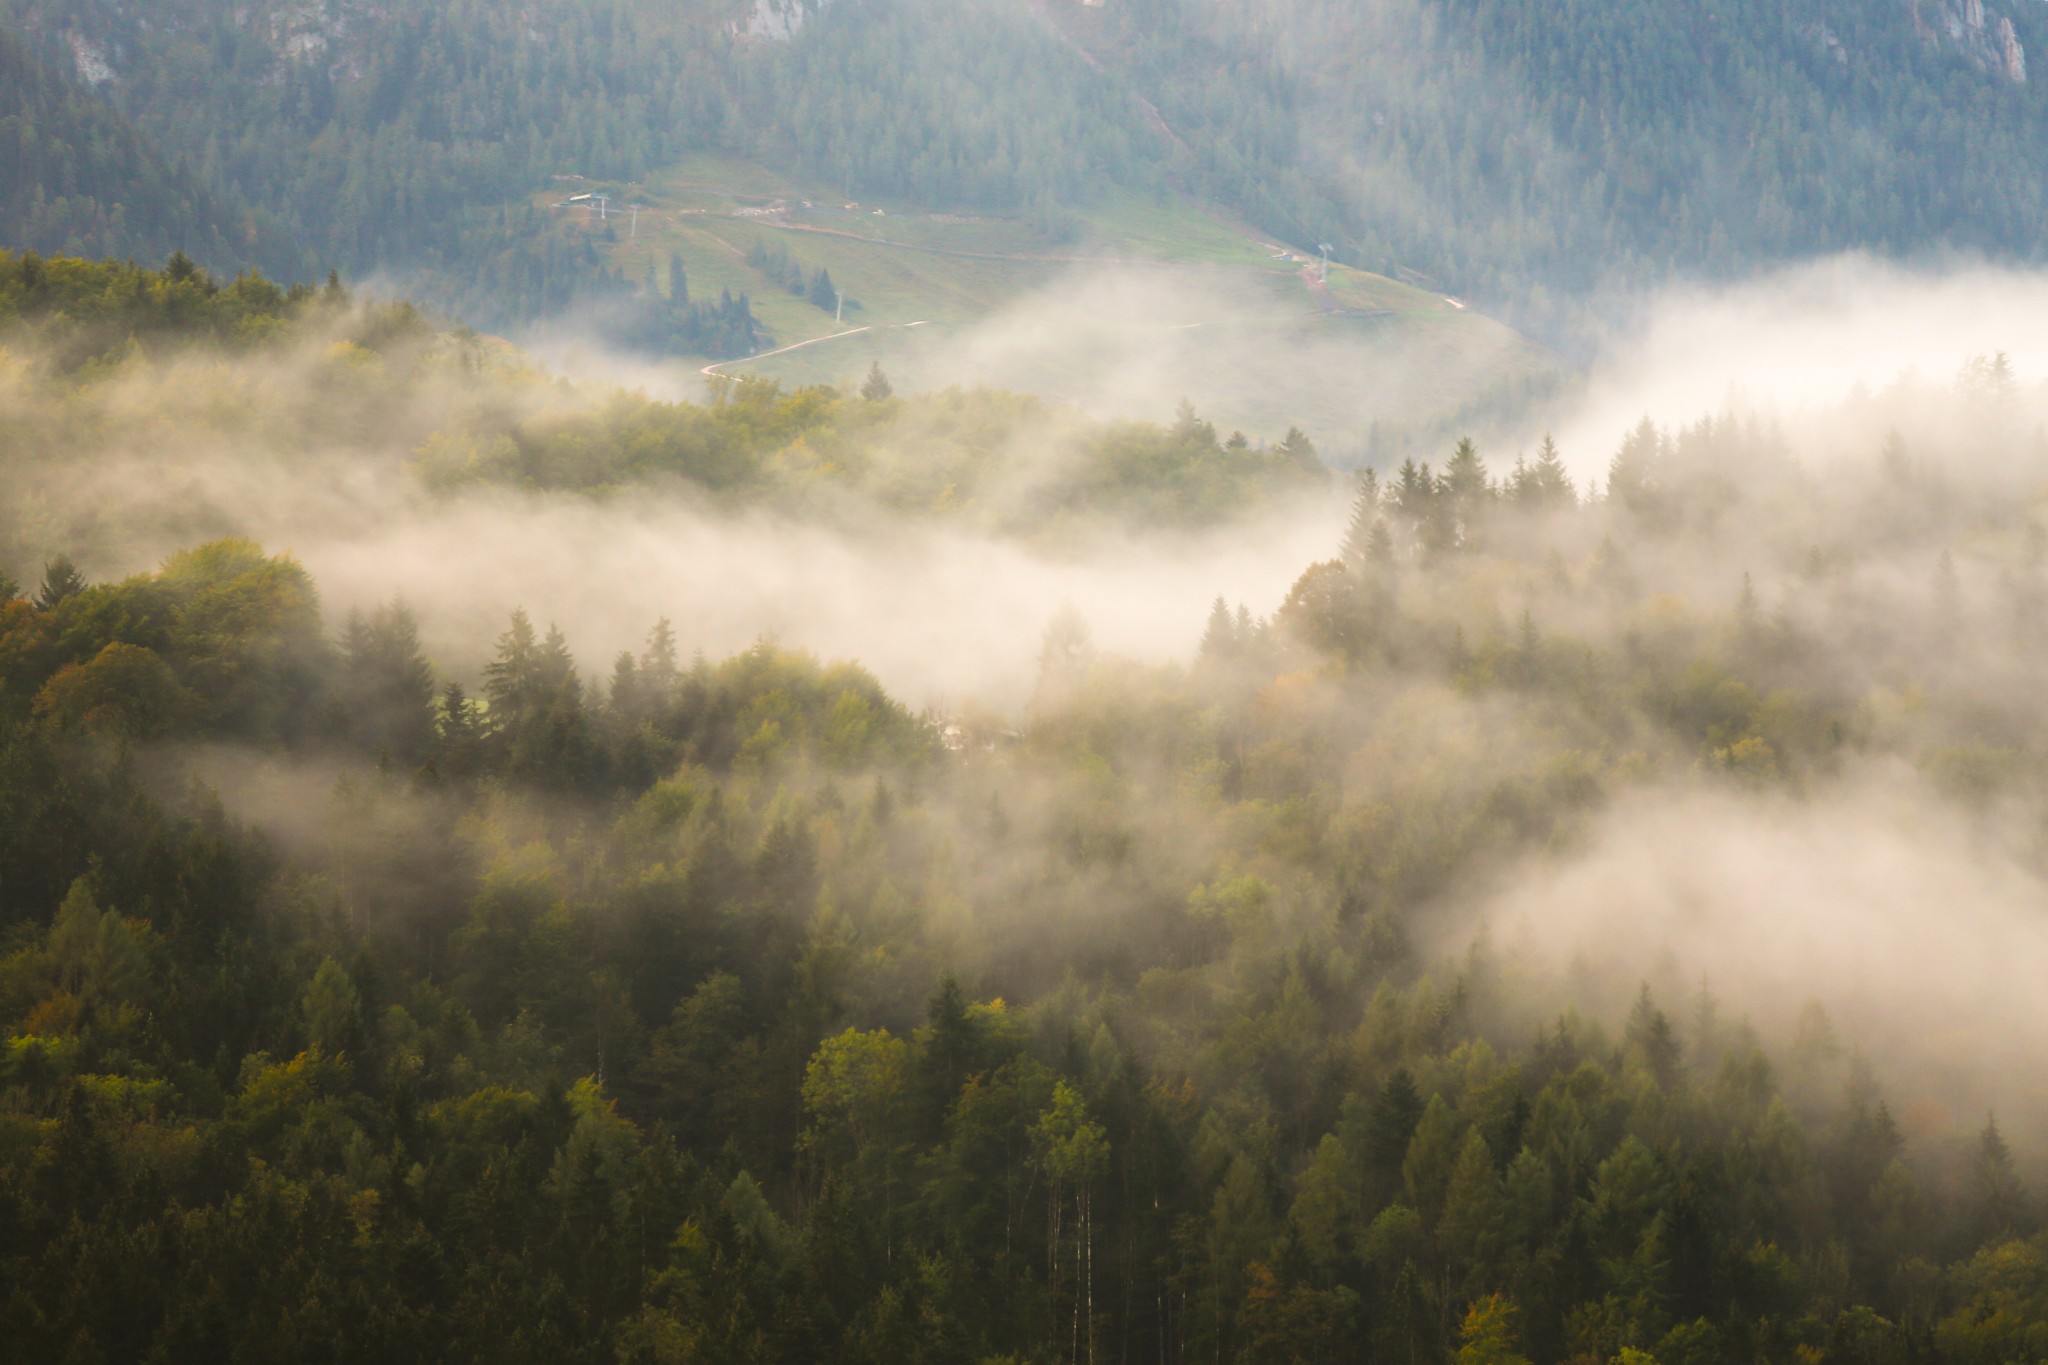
6, 343, 2048, 1358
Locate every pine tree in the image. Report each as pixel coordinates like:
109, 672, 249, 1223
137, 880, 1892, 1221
861, 361, 893, 401
338, 598, 436, 762
1198, 596, 1237, 661
484, 608, 543, 725
1441, 437, 1491, 507
1967, 1115, 2030, 1246
607, 651, 642, 724
1440, 1129, 1505, 1284
1364, 1067, 1425, 1200
1339, 476, 1380, 566
1277, 426, 1323, 474
1393, 459, 1435, 526
808, 266, 836, 313
34, 554, 86, 610
1439, 437, 1493, 553
435, 681, 485, 780
1525, 434, 1575, 508
1367, 519, 1395, 567
667, 250, 688, 306
640, 618, 681, 696
1505, 455, 1531, 504
1625, 984, 1681, 1089
1608, 418, 1663, 521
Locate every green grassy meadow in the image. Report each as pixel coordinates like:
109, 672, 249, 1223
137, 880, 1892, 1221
526, 155, 1567, 451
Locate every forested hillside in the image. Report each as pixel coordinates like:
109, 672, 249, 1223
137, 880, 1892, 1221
0, 28, 302, 276
5, 0, 2045, 343
0, 251, 1335, 580
1056, 0, 2048, 335
6, 250, 2048, 1360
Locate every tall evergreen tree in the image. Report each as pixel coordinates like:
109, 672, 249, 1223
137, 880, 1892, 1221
33, 555, 86, 611
1339, 474, 1381, 567
1607, 418, 1664, 522
1965, 1116, 2030, 1248
861, 361, 894, 401
1511, 435, 1575, 509
1277, 426, 1323, 475
1199, 596, 1238, 661
337, 598, 437, 763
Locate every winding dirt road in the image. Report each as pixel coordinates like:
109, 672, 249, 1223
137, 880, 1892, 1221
700, 319, 932, 380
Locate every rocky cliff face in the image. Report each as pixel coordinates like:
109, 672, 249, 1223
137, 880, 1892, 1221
1910, 0, 2028, 82
737, 0, 830, 42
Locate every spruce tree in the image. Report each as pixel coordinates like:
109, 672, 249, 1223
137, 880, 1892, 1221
34, 554, 86, 610
484, 609, 542, 725
1505, 455, 1532, 504
339, 599, 436, 762
808, 266, 836, 312
1277, 426, 1322, 474
1340, 476, 1380, 566
640, 618, 681, 695
435, 681, 485, 780
1368, 519, 1395, 567
1607, 418, 1663, 520
1394, 459, 1435, 527
1198, 597, 1237, 661
1527, 435, 1574, 508
1967, 1116, 2030, 1246
1441, 437, 1491, 507
1736, 571, 1760, 641
861, 361, 893, 401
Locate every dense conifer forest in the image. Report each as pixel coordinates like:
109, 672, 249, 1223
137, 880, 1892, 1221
5, 252, 2048, 1362
0, 28, 303, 277
3, 0, 2046, 339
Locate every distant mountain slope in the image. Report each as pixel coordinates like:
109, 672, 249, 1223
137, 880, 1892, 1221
1054, 0, 2048, 335
0, 27, 300, 275
6, 0, 2044, 342
563, 155, 1563, 450
1, 0, 734, 320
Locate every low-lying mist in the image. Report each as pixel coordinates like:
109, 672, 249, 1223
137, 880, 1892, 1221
1459, 774, 2048, 1151
301, 490, 1343, 709
0, 298, 1349, 709
1547, 254, 2048, 481
700, 262, 1567, 456
25, 248, 2048, 1363
12, 251, 2048, 1150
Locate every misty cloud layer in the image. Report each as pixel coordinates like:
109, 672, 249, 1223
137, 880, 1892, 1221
1549, 255, 2048, 481
1461, 775, 2048, 1147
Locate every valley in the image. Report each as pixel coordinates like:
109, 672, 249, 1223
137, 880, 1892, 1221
532, 153, 1566, 449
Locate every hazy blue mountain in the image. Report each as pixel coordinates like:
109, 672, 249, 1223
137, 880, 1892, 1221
6, 0, 2045, 338
0, 24, 301, 274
